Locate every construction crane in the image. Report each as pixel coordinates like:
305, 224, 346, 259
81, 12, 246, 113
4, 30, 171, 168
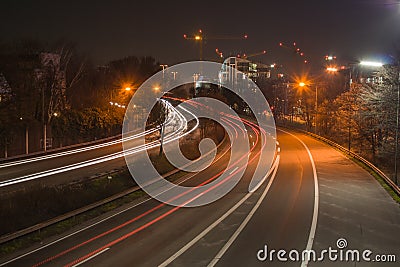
183, 29, 248, 60
215, 48, 224, 58
238, 50, 267, 60
215, 48, 267, 62
279, 41, 309, 64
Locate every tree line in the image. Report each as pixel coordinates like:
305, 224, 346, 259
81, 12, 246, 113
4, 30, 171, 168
0, 40, 160, 156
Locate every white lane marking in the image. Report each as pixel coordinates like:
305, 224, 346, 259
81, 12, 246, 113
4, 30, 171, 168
229, 167, 239, 175
0, 130, 155, 169
249, 152, 279, 193
0, 100, 179, 169
279, 129, 319, 267
71, 247, 110, 267
0, 117, 229, 267
158, 156, 280, 267
0, 103, 194, 188
207, 156, 280, 267
0, 101, 181, 170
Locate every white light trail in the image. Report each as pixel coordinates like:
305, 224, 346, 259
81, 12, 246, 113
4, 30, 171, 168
0, 102, 198, 188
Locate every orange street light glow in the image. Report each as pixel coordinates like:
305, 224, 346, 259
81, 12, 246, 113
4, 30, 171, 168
195, 35, 202, 40
125, 87, 131, 91
327, 67, 338, 72
299, 82, 306, 87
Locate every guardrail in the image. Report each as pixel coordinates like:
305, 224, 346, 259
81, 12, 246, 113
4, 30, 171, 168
282, 125, 400, 196
0, 181, 138, 244
0, 130, 229, 245
0, 134, 122, 163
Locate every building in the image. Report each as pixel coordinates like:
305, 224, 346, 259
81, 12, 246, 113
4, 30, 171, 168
219, 57, 271, 93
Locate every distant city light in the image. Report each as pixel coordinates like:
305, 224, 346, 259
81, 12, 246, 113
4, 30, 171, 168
325, 55, 337, 61
299, 82, 306, 87
327, 67, 338, 72
360, 61, 383, 67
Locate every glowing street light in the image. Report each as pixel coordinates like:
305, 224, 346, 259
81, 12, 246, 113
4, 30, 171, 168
125, 87, 131, 91
360, 61, 383, 67
325, 55, 337, 61
327, 67, 338, 72
297, 81, 319, 134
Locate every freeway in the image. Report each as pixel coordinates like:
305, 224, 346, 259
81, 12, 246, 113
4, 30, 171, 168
2, 125, 398, 266
0, 101, 192, 189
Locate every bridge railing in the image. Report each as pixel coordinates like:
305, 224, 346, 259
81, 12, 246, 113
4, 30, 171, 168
278, 121, 400, 196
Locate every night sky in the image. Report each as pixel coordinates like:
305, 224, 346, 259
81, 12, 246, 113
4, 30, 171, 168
1, 0, 400, 69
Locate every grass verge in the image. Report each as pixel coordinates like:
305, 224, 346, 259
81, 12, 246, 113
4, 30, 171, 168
349, 157, 400, 204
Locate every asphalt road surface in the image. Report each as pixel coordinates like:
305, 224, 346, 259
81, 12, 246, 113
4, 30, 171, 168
1, 128, 399, 267
0, 103, 189, 190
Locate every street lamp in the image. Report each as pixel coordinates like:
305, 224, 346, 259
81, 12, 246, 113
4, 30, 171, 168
299, 82, 318, 134
326, 67, 338, 72
360, 61, 383, 67
171, 71, 178, 80
160, 64, 168, 79
344, 60, 384, 151
153, 85, 161, 92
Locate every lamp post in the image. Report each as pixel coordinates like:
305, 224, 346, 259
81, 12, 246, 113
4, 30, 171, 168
160, 64, 168, 79
171, 71, 178, 80
345, 60, 383, 151
395, 60, 400, 185
298, 82, 317, 132
315, 85, 318, 134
